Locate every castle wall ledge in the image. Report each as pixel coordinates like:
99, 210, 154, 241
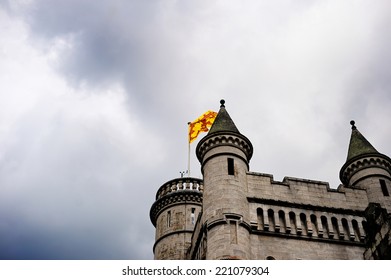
247, 172, 369, 211
248, 197, 364, 216
248, 172, 332, 188
250, 229, 366, 247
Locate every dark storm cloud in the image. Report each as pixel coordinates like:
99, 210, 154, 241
0, 95, 157, 259
22, 0, 188, 111
1, 0, 391, 260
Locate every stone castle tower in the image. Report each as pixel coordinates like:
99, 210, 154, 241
150, 100, 391, 260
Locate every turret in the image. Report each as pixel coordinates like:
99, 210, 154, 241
150, 177, 203, 260
340, 121, 391, 212
196, 100, 253, 259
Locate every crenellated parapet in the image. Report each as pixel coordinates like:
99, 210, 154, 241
151, 105, 391, 259
155, 177, 203, 200
150, 177, 203, 227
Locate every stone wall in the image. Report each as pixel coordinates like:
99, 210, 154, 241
247, 172, 369, 211
364, 203, 391, 259
250, 235, 365, 259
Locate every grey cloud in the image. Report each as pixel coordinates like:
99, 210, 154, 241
1, 0, 391, 260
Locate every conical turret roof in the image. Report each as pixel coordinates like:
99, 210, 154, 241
346, 120, 379, 161
208, 100, 240, 135
196, 99, 253, 164
340, 120, 391, 185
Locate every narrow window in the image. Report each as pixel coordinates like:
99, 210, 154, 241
167, 211, 171, 227
352, 219, 361, 241
300, 213, 308, 236
380, 179, 390, 196
230, 221, 238, 244
227, 158, 234, 175
331, 217, 340, 239
310, 214, 318, 237
268, 209, 275, 232
257, 208, 264, 230
278, 210, 286, 233
289, 212, 297, 235
321, 216, 329, 239
191, 208, 196, 225
341, 218, 350, 241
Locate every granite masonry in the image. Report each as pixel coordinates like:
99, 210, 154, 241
150, 100, 391, 260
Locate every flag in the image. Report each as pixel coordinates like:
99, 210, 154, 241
188, 110, 217, 143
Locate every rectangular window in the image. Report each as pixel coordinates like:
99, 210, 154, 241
228, 158, 235, 175
167, 211, 171, 227
380, 179, 390, 196
191, 208, 196, 225
230, 221, 238, 244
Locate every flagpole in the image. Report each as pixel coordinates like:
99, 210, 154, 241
187, 111, 217, 178
187, 122, 191, 177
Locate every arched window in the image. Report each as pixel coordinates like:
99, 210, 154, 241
341, 218, 350, 240
279, 210, 286, 233
352, 219, 361, 241
321, 216, 329, 238
331, 217, 339, 239
257, 208, 264, 230
268, 209, 275, 232
300, 213, 308, 235
310, 214, 318, 237
289, 212, 297, 235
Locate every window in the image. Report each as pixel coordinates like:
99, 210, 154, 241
191, 208, 196, 225
300, 213, 308, 236
230, 221, 237, 244
352, 219, 361, 241
257, 208, 264, 230
380, 179, 390, 196
227, 158, 234, 175
167, 211, 171, 227
268, 209, 275, 232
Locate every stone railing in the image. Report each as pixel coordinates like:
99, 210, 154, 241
155, 177, 203, 200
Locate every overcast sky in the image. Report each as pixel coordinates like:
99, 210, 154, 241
1, 0, 391, 260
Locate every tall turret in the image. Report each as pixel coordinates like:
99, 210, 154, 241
196, 100, 253, 259
150, 177, 203, 259
340, 121, 391, 212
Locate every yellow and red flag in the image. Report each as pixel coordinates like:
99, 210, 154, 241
188, 111, 217, 143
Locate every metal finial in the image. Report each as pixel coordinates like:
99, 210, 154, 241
220, 99, 225, 107
350, 120, 356, 130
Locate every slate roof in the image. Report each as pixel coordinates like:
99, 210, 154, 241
208, 100, 240, 135
346, 120, 379, 161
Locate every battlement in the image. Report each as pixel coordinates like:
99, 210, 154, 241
247, 172, 369, 211
155, 177, 203, 200
151, 102, 391, 259
150, 177, 203, 227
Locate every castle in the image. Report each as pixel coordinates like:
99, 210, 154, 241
150, 100, 391, 260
